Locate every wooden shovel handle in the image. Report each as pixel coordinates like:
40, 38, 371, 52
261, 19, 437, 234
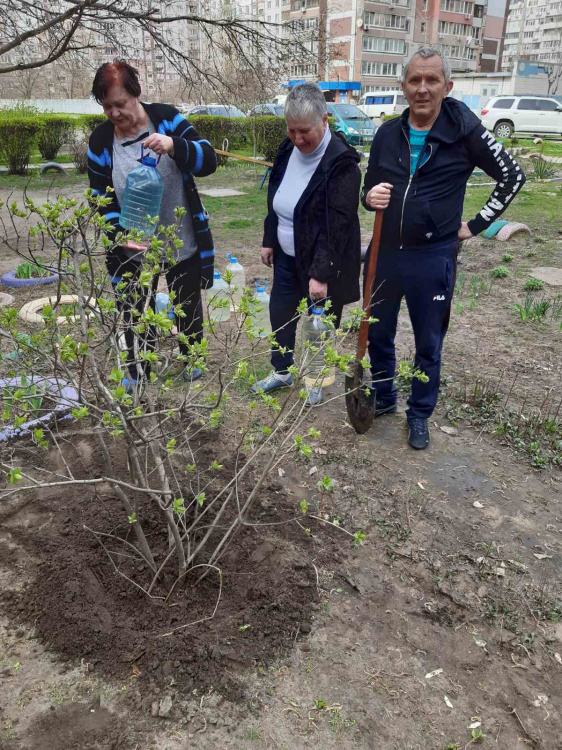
356, 210, 383, 361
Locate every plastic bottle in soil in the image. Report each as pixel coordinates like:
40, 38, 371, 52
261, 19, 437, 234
155, 292, 175, 320
301, 306, 335, 388
120, 147, 163, 237
251, 280, 271, 338
225, 254, 245, 311
206, 271, 231, 323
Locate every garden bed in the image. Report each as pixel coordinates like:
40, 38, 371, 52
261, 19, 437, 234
0, 164, 561, 750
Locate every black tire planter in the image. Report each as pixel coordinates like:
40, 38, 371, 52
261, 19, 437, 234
0, 376, 78, 443
1, 269, 59, 288
40, 162, 66, 175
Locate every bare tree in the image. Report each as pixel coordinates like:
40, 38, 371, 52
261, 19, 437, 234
0, 1, 314, 101
10, 67, 42, 98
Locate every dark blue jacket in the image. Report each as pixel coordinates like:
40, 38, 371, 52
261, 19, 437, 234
362, 98, 526, 252
88, 102, 217, 288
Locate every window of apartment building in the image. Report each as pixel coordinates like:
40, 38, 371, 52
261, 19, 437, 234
363, 36, 406, 53
523, 30, 534, 36
438, 20, 470, 34
290, 0, 318, 9
289, 16, 318, 30
474, 4, 484, 16
363, 85, 395, 92
361, 61, 400, 76
290, 63, 318, 75
422, 0, 428, 9
421, 21, 427, 32
364, 12, 410, 30
440, 0, 472, 14
440, 44, 475, 59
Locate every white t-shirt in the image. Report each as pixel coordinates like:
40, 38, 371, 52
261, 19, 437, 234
273, 126, 331, 257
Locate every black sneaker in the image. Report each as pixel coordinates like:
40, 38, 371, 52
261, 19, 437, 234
407, 417, 430, 450
374, 400, 397, 417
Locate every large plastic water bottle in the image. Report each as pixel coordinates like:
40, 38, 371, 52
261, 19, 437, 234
251, 280, 271, 338
120, 146, 163, 236
300, 306, 335, 388
206, 271, 231, 323
225, 254, 245, 311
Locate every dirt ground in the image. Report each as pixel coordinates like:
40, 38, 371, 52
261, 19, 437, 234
0, 165, 561, 750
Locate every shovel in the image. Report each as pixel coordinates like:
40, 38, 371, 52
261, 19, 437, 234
345, 209, 383, 434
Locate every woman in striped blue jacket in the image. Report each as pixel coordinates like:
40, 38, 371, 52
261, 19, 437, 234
88, 60, 217, 386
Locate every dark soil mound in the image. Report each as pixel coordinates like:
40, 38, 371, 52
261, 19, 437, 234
1, 433, 328, 699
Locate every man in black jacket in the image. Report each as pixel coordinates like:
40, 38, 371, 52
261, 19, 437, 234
362, 47, 525, 450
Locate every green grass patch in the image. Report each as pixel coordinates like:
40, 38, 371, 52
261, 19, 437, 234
0, 170, 87, 188
224, 218, 255, 230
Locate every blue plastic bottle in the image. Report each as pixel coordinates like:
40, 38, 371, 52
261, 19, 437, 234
120, 146, 164, 236
155, 292, 175, 320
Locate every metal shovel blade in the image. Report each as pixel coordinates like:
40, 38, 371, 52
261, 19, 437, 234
345, 361, 375, 434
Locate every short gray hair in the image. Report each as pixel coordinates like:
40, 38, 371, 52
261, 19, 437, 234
402, 47, 451, 85
284, 83, 327, 123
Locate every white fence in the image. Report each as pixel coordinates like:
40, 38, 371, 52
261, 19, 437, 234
0, 98, 103, 114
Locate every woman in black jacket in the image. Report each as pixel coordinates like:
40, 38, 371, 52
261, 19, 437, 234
88, 60, 217, 388
252, 83, 362, 405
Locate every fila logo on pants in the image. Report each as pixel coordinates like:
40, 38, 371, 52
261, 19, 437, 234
433, 295, 446, 301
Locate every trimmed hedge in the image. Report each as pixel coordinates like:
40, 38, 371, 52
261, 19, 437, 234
0, 115, 42, 175
80, 114, 107, 135
188, 115, 247, 153
38, 115, 76, 160
246, 116, 287, 163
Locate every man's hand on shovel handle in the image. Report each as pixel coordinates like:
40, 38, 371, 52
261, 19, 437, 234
366, 183, 393, 210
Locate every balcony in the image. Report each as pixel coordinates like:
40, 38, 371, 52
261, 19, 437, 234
290, 0, 318, 10
364, 0, 411, 6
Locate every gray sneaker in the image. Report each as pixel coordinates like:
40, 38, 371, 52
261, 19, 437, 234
251, 371, 293, 394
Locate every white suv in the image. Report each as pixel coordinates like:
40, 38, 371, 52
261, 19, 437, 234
481, 95, 562, 138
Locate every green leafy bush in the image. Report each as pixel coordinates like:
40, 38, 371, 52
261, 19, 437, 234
382, 113, 401, 122
246, 115, 287, 162
80, 114, 107, 136
188, 115, 247, 154
531, 157, 555, 180
501, 253, 514, 263
525, 277, 545, 291
38, 115, 75, 160
0, 113, 42, 174
491, 265, 509, 279
15, 259, 47, 279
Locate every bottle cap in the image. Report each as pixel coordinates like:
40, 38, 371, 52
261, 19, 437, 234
256, 279, 267, 292
214, 270, 221, 279
311, 306, 324, 315
141, 155, 158, 167
231, 256, 238, 263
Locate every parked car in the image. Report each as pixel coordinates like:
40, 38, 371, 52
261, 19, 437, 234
326, 103, 376, 148
186, 104, 246, 117
480, 95, 562, 138
247, 103, 284, 117
358, 91, 407, 120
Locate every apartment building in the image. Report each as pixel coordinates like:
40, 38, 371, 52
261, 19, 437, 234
503, 0, 562, 72
282, 0, 508, 99
0, 1, 202, 102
